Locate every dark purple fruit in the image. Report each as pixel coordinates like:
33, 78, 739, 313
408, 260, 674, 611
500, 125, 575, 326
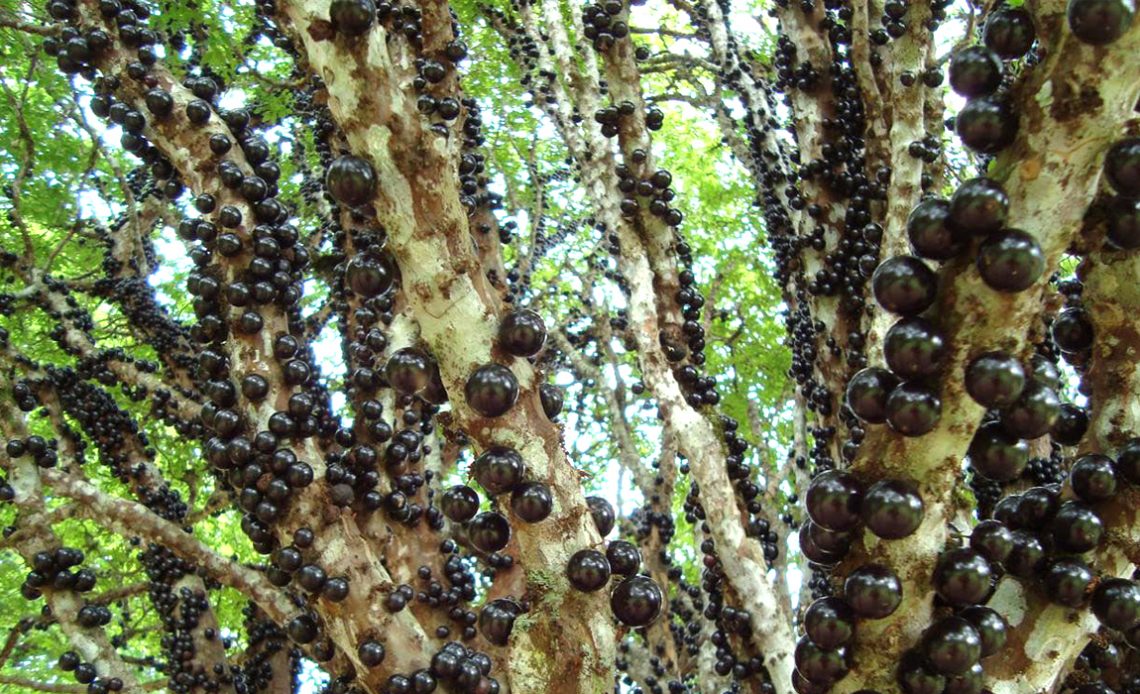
1118, 437, 1140, 484
872, 256, 938, 315
1092, 578, 1140, 631
1106, 137, 1140, 196
969, 422, 1029, 482
1051, 404, 1089, 446
923, 617, 982, 675
1005, 530, 1046, 578
886, 383, 942, 436
944, 663, 984, 694
970, 520, 1013, 563
794, 635, 849, 685
1107, 195, 1140, 250
610, 575, 663, 626
846, 367, 900, 424
1043, 558, 1094, 607
472, 446, 525, 496
862, 479, 924, 539
809, 521, 854, 555
539, 384, 564, 419
498, 310, 547, 357
965, 352, 1026, 408
1052, 500, 1104, 553
977, 228, 1044, 292
959, 605, 1007, 656
884, 317, 947, 379
468, 511, 511, 553
1067, 0, 1135, 44
1017, 486, 1061, 527
510, 482, 553, 523
1052, 307, 1094, 354
984, 7, 1036, 58
1000, 379, 1060, 439
948, 46, 1003, 98
479, 598, 521, 646
330, 0, 376, 35
386, 348, 432, 394
588, 496, 615, 536
898, 650, 946, 694
346, 255, 394, 297
566, 549, 611, 592
907, 198, 965, 260
358, 640, 386, 667
956, 98, 1018, 154
799, 522, 846, 566
933, 548, 992, 606
804, 597, 855, 650
605, 541, 642, 576
844, 564, 903, 619
1070, 454, 1119, 501
326, 155, 376, 206
465, 364, 519, 418
806, 470, 863, 532
441, 485, 480, 523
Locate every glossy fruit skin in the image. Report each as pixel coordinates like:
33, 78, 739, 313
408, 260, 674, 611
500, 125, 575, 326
970, 519, 1013, 563
965, 351, 1026, 408
1118, 437, 1140, 483
464, 364, 519, 418
933, 548, 993, 606
1051, 404, 1089, 446
1043, 558, 1094, 607
1093, 578, 1140, 631
959, 605, 1008, 656
806, 469, 863, 532
862, 479, 924, 539
948, 45, 1003, 98
386, 348, 433, 394
326, 155, 376, 206
539, 384, 564, 419
804, 597, 856, 650
1052, 307, 1095, 353
794, 635, 849, 684
566, 549, 611, 592
844, 564, 903, 619
977, 228, 1044, 292
605, 540, 642, 576
872, 255, 938, 315
1106, 137, 1140, 196
1000, 378, 1060, 439
886, 383, 942, 437
923, 617, 982, 675
907, 198, 965, 260
799, 522, 846, 566
503, 480, 548, 521
472, 446, 525, 496
358, 640, 386, 667
610, 575, 663, 626
846, 367, 900, 424
969, 421, 1029, 482
1050, 500, 1102, 555
984, 7, 1036, 58
1106, 195, 1140, 250
943, 663, 984, 694
884, 317, 947, 379
587, 496, 616, 536
468, 511, 511, 553
1067, 0, 1136, 44
1005, 530, 1046, 578
898, 650, 946, 694
441, 485, 480, 523
330, 0, 376, 35
346, 255, 394, 297
498, 309, 547, 357
1070, 454, 1119, 501
809, 521, 854, 555
949, 178, 1009, 235
956, 98, 1018, 154
479, 598, 521, 646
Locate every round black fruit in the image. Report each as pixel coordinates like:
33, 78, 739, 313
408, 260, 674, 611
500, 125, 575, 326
1106, 137, 1140, 196
965, 351, 1026, 408
933, 548, 992, 606
977, 228, 1044, 292
872, 255, 938, 316
1070, 454, 1119, 501
1051, 404, 1089, 446
605, 541, 642, 576
861, 479, 924, 540
1000, 378, 1060, 439
566, 549, 611, 592
498, 310, 547, 357
386, 348, 433, 394
441, 485, 480, 523
610, 575, 663, 626
1107, 195, 1140, 250
846, 367, 900, 424
465, 364, 519, 418
886, 383, 942, 437
922, 617, 982, 675
1043, 558, 1094, 607
969, 421, 1029, 482
472, 446, 525, 496
949, 177, 1009, 235
956, 98, 1018, 154
1066, 0, 1135, 44
907, 198, 965, 260
1092, 578, 1140, 631
806, 470, 863, 532
326, 155, 376, 206
959, 605, 1007, 656
884, 317, 947, 379
1052, 307, 1094, 354
948, 45, 1003, 98
510, 482, 553, 523
844, 564, 903, 619
587, 496, 616, 536
984, 7, 1036, 58
330, 0, 376, 35
468, 511, 511, 553
346, 254, 394, 297
804, 597, 855, 650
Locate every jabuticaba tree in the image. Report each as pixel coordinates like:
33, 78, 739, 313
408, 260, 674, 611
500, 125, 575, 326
0, 0, 1137, 689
